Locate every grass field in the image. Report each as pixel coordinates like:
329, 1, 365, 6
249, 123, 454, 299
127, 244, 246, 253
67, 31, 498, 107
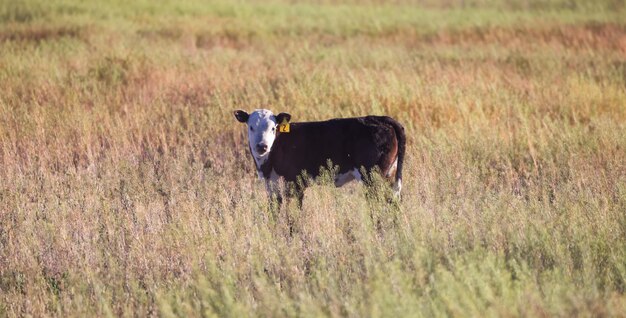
1, 0, 625, 316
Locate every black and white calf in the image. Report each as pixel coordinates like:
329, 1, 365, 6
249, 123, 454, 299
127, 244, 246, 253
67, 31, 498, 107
234, 109, 405, 205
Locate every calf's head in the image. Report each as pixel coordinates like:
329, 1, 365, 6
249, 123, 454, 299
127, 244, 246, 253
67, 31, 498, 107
234, 109, 291, 163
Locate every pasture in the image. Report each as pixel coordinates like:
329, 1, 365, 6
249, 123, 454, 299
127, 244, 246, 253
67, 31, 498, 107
0, 0, 625, 316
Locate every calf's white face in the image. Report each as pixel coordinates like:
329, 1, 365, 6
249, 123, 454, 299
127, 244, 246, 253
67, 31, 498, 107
234, 109, 291, 167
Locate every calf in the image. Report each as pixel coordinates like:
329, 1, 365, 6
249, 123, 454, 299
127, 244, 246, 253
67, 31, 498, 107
234, 109, 405, 206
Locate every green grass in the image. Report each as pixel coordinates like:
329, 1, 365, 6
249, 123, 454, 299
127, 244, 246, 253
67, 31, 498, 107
1, 0, 625, 316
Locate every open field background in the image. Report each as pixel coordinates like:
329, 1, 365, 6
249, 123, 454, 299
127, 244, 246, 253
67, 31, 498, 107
1, 0, 625, 316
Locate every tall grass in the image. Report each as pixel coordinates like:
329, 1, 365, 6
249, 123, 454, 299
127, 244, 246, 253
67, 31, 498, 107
1, 0, 625, 316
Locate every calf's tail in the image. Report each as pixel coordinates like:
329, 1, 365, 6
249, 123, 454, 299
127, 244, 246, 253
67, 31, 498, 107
381, 117, 406, 195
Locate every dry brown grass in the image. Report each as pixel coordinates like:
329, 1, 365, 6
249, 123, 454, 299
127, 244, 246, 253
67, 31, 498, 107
1, 0, 625, 317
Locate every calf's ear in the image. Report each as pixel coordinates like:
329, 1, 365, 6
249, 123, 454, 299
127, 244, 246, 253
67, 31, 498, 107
276, 112, 292, 123
234, 110, 249, 123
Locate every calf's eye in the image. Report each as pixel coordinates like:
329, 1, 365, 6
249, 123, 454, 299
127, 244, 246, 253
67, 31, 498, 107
250, 127, 254, 132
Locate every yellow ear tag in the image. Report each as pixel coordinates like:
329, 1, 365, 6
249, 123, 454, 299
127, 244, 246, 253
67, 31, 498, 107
279, 119, 290, 133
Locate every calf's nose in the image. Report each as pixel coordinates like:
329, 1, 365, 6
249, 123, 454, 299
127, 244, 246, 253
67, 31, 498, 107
256, 143, 268, 153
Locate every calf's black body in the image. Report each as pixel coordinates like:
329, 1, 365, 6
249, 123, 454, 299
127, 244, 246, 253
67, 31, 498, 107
258, 116, 405, 186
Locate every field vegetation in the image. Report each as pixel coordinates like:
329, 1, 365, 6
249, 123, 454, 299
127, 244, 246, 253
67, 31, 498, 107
1, 0, 625, 316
